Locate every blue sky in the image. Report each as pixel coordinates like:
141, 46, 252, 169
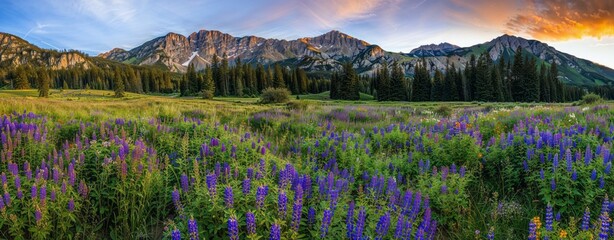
1, 0, 613, 68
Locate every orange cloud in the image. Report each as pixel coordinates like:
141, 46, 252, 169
506, 0, 614, 41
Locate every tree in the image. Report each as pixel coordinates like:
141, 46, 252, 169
202, 67, 215, 99
431, 69, 444, 101
523, 56, 539, 102
14, 67, 29, 89
113, 69, 125, 98
186, 63, 199, 95
443, 62, 459, 101
474, 53, 494, 101
273, 64, 285, 88
220, 53, 230, 96
38, 71, 50, 97
389, 61, 407, 101
376, 61, 390, 101
412, 59, 431, 101
511, 46, 524, 101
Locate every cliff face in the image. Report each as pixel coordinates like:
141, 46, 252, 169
0, 33, 91, 70
100, 30, 381, 73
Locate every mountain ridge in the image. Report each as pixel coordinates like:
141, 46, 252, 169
0, 30, 612, 87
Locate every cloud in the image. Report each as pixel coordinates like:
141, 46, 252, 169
506, 0, 614, 41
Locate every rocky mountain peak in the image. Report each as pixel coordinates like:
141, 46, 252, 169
409, 42, 460, 57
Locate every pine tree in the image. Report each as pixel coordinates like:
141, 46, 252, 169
113, 69, 125, 98
491, 64, 504, 102
330, 72, 339, 99
186, 63, 198, 95
523, 56, 539, 102
511, 46, 524, 101
202, 67, 215, 99
38, 71, 50, 97
412, 59, 431, 101
431, 69, 444, 101
539, 63, 550, 102
549, 61, 560, 102
14, 67, 29, 89
220, 53, 230, 96
474, 53, 494, 101
389, 61, 407, 101
342, 62, 360, 100
376, 62, 390, 101
465, 54, 477, 100
273, 64, 285, 88
443, 63, 458, 101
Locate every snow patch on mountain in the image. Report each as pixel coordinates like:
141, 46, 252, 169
182, 51, 199, 66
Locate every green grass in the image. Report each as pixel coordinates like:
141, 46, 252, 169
296, 91, 375, 101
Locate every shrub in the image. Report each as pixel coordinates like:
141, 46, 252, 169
579, 93, 603, 105
434, 105, 453, 117
201, 90, 214, 100
259, 87, 291, 104
286, 101, 308, 111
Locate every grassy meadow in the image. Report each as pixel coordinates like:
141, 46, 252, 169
0, 89, 612, 240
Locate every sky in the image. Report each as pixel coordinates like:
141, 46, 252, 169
1, 0, 613, 68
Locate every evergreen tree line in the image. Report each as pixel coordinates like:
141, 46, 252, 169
0, 65, 175, 94
179, 54, 330, 97
372, 47, 595, 102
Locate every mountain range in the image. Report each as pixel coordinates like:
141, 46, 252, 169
1, 30, 613, 87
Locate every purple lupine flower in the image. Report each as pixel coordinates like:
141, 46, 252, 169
320, 209, 333, 238
291, 186, 304, 232
68, 162, 75, 186
171, 228, 181, 240
591, 169, 598, 180
394, 215, 405, 239
35, 209, 42, 223
224, 186, 234, 208
487, 227, 495, 240
600, 177, 605, 189
242, 178, 251, 195
545, 204, 554, 231
188, 217, 199, 240
206, 174, 217, 197
172, 188, 181, 210
599, 212, 610, 240
346, 201, 355, 238
582, 208, 591, 231
459, 166, 466, 178
39, 185, 46, 203
354, 207, 366, 239
228, 217, 239, 240
278, 191, 287, 219
440, 184, 448, 194
246, 212, 256, 235
565, 148, 573, 172
602, 197, 610, 213
540, 169, 545, 180
572, 170, 578, 181
415, 227, 426, 240
78, 180, 88, 198
269, 223, 281, 240
550, 178, 556, 191
50, 190, 56, 201
30, 185, 38, 199
68, 198, 75, 212
308, 207, 316, 226
256, 185, 268, 209
528, 220, 537, 240
180, 174, 189, 193
4, 192, 11, 205
329, 189, 339, 211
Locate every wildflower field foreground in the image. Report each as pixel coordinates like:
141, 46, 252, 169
0, 90, 613, 239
